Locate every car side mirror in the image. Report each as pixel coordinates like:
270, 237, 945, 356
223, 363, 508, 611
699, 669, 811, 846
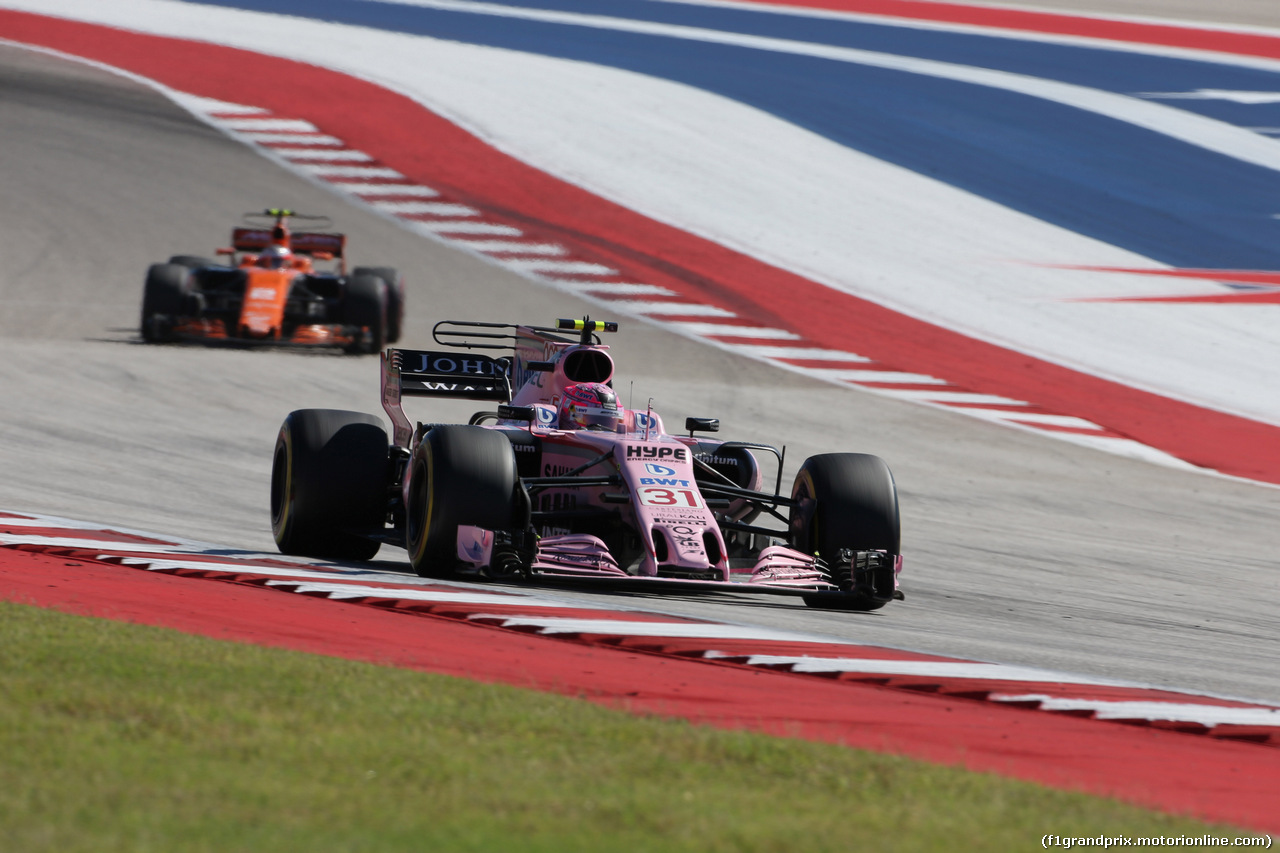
498, 404, 536, 422
685, 417, 720, 435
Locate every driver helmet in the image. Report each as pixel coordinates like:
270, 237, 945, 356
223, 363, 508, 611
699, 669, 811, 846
558, 382, 622, 431
258, 245, 293, 269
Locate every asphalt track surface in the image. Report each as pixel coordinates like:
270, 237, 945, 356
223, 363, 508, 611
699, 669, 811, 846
1, 1, 1277, 713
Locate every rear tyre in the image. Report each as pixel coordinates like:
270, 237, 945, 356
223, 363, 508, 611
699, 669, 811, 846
789, 453, 900, 611
140, 262, 192, 342
341, 272, 388, 354
353, 266, 405, 344
406, 425, 519, 578
271, 409, 388, 561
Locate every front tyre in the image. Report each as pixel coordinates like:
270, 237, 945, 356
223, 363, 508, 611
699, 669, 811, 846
789, 453, 900, 611
352, 266, 405, 344
271, 409, 388, 561
406, 425, 519, 578
341, 272, 389, 354
140, 262, 192, 342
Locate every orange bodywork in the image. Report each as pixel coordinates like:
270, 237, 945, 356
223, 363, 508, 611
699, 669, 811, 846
238, 268, 293, 339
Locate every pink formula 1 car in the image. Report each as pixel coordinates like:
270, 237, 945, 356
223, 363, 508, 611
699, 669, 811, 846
270, 319, 903, 610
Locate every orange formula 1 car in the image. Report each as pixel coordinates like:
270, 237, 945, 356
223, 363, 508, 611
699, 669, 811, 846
140, 209, 405, 354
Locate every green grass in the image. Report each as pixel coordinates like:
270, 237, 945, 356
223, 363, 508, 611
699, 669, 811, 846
0, 600, 1242, 852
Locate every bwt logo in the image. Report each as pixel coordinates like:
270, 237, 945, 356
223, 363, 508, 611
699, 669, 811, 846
639, 477, 691, 487
626, 446, 687, 462
644, 463, 677, 476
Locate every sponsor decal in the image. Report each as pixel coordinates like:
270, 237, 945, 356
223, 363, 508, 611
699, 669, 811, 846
700, 455, 741, 467
248, 286, 276, 301
634, 411, 659, 431
639, 477, 692, 487
637, 485, 703, 508
410, 380, 490, 393
667, 523, 706, 554
543, 463, 576, 477
415, 353, 500, 376
644, 463, 676, 476
647, 508, 708, 521
626, 445, 687, 462
535, 406, 557, 426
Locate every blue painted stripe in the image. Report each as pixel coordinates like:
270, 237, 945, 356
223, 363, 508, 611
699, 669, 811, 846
182, 0, 1280, 268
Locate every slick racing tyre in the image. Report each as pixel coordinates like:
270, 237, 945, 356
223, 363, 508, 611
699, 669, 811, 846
341, 272, 389, 354
166, 255, 219, 269
406, 425, 520, 579
352, 266, 405, 344
789, 453, 900, 612
140, 262, 193, 342
271, 409, 388, 561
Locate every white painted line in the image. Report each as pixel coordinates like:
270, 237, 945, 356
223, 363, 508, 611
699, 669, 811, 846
410, 220, 522, 235
468, 616, 835, 642
728, 345, 872, 362
503, 259, 619, 275
372, 200, 480, 216
335, 183, 439, 197
599, 301, 735, 317
244, 132, 344, 146
992, 694, 1280, 727
220, 117, 321, 132
272, 148, 373, 161
457, 240, 567, 255
299, 163, 405, 179
805, 369, 947, 385
885, 390, 1033, 406
669, 322, 801, 340
552, 282, 676, 296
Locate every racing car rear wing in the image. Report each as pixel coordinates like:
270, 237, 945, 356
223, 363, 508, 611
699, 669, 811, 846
381, 348, 513, 447
230, 228, 346, 257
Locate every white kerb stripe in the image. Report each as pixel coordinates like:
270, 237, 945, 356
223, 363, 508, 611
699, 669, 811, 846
670, 322, 801, 340
373, 200, 479, 215
272, 148, 373, 161
335, 183, 439, 197
963, 411, 1104, 429
244, 132, 344, 146
503, 259, 619, 275
458, 240, 567, 255
735, 655, 1109, 685
804, 369, 946, 384
886, 390, 1033, 406
554, 282, 676, 296
263, 581, 609, 609
408, 220, 522, 236
728, 345, 872, 362
599, 301, 735, 317
299, 164, 405, 179
467, 616, 842, 642
220, 117, 321, 132
992, 695, 1280, 727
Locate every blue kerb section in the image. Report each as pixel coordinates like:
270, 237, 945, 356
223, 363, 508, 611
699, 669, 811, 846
179, 0, 1280, 269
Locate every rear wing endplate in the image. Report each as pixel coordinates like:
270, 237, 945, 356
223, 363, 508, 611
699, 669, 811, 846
381, 348, 512, 447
